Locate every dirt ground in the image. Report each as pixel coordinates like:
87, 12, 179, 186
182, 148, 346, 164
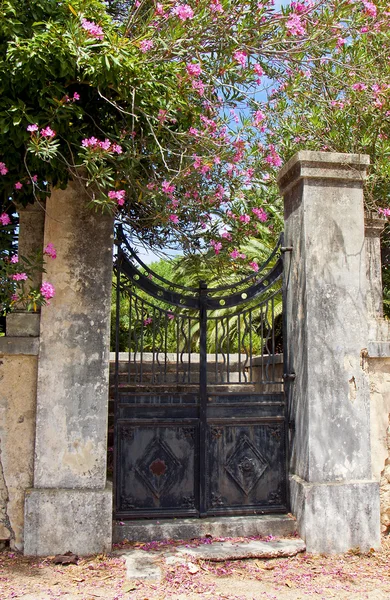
1, 535, 390, 600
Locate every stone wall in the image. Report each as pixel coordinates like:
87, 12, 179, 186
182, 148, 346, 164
0, 349, 38, 550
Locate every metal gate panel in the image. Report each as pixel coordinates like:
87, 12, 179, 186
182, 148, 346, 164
113, 226, 287, 519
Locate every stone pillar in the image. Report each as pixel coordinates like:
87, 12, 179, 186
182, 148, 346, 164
24, 179, 114, 556
278, 151, 381, 553
6, 201, 45, 337
365, 212, 386, 318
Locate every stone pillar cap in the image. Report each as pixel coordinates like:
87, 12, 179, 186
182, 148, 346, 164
277, 151, 370, 195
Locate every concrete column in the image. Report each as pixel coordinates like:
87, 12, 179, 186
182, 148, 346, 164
278, 151, 381, 553
6, 201, 46, 337
24, 179, 114, 556
365, 212, 386, 318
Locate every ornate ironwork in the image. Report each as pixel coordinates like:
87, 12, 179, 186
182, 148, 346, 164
113, 226, 288, 519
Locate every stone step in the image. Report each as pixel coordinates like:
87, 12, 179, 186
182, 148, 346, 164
113, 514, 297, 544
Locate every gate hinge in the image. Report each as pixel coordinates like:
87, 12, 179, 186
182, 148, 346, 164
281, 246, 293, 253
283, 373, 296, 381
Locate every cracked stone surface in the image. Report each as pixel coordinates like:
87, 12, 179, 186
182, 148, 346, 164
174, 538, 306, 562
124, 549, 163, 581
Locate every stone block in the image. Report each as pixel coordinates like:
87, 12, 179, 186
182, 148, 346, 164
290, 475, 381, 554
24, 484, 112, 556
6, 313, 40, 337
0, 337, 39, 356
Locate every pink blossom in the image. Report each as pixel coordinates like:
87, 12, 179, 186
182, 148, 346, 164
253, 110, 266, 127
10, 255, 18, 264
10, 294, 19, 302
108, 190, 126, 206
352, 82, 367, 91
99, 138, 112, 151
162, 180, 176, 195
0, 212, 11, 226
210, 0, 224, 12
286, 13, 306, 36
12, 272, 28, 281
186, 63, 202, 77
112, 144, 123, 154
210, 240, 223, 254
378, 208, 390, 217
362, 0, 377, 17
239, 214, 250, 223
81, 18, 104, 40
221, 230, 232, 241
40, 281, 55, 300
173, 4, 194, 21
0, 162, 8, 175
140, 39, 154, 52
73, 92, 80, 101
189, 127, 199, 136
82, 136, 99, 148
169, 214, 179, 224
167, 312, 175, 320
44, 243, 57, 259
265, 144, 282, 168
191, 79, 205, 96
233, 50, 247, 68
249, 261, 259, 272
27, 124, 38, 133
230, 249, 240, 259
336, 37, 346, 47
40, 127, 56, 138
155, 3, 166, 15
14, 182, 23, 190
254, 64, 264, 76
31, 174, 38, 183
143, 317, 153, 326
252, 207, 268, 222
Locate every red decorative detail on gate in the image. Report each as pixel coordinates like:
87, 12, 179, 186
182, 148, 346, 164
149, 458, 167, 476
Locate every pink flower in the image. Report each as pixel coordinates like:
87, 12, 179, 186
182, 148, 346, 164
112, 144, 123, 154
265, 144, 282, 168
210, 0, 224, 12
140, 39, 154, 52
221, 230, 232, 241
352, 82, 367, 91
162, 180, 176, 194
73, 92, 80, 101
27, 124, 39, 133
173, 4, 194, 20
108, 190, 126, 206
82, 136, 99, 148
362, 0, 377, 17
0, 162, 8, 175
81, 18, 104, 40
249, 261, 259, 272
44, 243, 57, 259
143, 317, 153, 326
12, 272, 28, 281
40, 127, 56, 138
337, 37, 346, 48
239, 214, 250, 223
31, 174, 38, 183
189, 127, 199, 136
169, 214, 179, 224
14, 182, 23, 190
286, 13, 306, 36
210, 240, 222, 255
0, 212, 11, 226
40, 281, 55, 300
230, 249, 240, 259
252, 207, 268, 222
253, 110, 266, 127
186, 63, 202, 77
378, 208, 390, 218
10, 294, 19, 302
10, 255, 18, 264
99, 138, 112, 151
233, 50, 247, 68
253, 64, 264, 76
167, 312, 175, 320
191, 79, 205, 96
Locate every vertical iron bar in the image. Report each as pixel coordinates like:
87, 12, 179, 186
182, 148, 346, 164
249, 309, 253, 384
188, 317, 191, 384
272, 296, 275, 382
140, 300, 144, 383
238, 314, 241, 383
176, 314, 179, 384
164, 312, 168, 383
261, 306, 264, 382
128, 293, 132, 384
152, 307, 156, 384
113, 252, 121, 517
281, 237, 291, 511
199, 281, 208, 516
215, 319, 218, 384
227, 317, 230, 384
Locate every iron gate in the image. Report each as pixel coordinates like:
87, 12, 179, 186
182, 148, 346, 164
113, 228, 288, 519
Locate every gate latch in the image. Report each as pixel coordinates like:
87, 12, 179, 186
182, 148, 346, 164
283, 373, 296, 382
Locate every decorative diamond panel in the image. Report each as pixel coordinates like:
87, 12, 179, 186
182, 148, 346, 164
135, 437, 180, 499
225, 435, 269, 495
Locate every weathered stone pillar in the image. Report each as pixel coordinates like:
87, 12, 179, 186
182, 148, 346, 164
278, 151, 381, 553
365, 212, 386, 319
24, 179, 114, 556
